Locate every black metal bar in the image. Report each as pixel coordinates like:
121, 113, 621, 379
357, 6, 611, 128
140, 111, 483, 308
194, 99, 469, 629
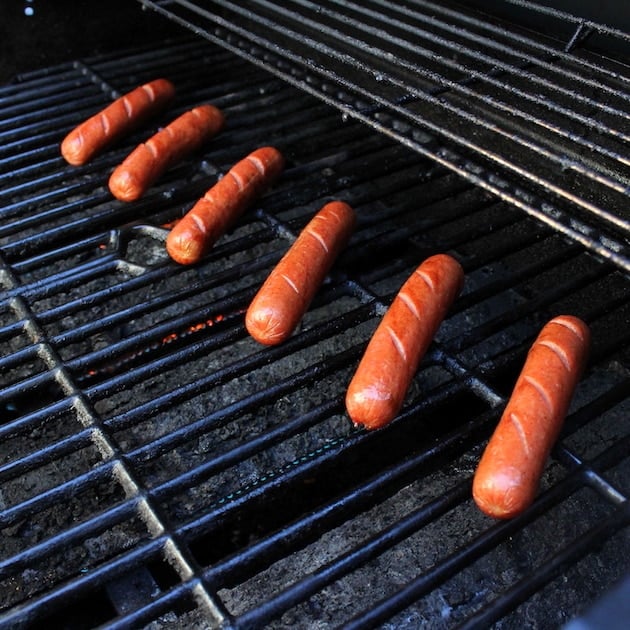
342, 437, 630, 629
98, 303, 372, 431
1, 27, 629, 630
0, 426, 93, 483
0, 499, 138, 580
455, 503, 630, 630
234, 480, 472, 629
141, 0, 630, 269
0, 538, 170, 629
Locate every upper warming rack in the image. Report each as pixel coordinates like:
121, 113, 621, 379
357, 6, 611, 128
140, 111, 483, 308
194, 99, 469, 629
139, 0, 630, 271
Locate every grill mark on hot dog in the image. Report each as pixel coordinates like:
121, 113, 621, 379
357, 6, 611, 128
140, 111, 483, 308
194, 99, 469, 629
61, 78, 175, 166
523, 374, 554, 415
145, 139, 158, 159
539, 339, 571, 372
109, 103, 225, 201
387, 325, 408, 363
190, 212, 207, 235
509, 412, 531, 457
230, 169, 246, 191
398, 291, 420, 321
345, 254, 464, 430
281, 273, 300, 294
122, 96, 134, 119
245, 200, 356, 345
307, 228, 329, 253
325, 206, 342, 223
73, 132, 85, 154
416, 268, 436, 292
472, 314, 590, 519
100, 113, 110, 137
552, 315, 586, 340
165, 146, 284, 265
142, 83, 156, 102
248, 154, 266, 175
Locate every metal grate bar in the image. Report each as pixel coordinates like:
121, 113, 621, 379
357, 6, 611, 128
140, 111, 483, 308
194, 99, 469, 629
215, 390, 629, 628
2, 33, 629, 629
172, 376, 467, 529
200, 418, 489, 589
455, 501, 630, 630
234, 480, 472, 629
98, 306, 370, 432
487, 0, 630, 41
0, 427, 94, 485
282, 1, 630, 152
386, 0, 630, 88
0, 498, 136, 579
0, 538, 172, 628
140, 0, 630, 270
343, 438, 630, 629
1, 259, 229, 626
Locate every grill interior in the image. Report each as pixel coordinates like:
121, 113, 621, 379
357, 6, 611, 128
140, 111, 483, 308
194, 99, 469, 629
1, 3, 630, 629
140, 0, 630, 271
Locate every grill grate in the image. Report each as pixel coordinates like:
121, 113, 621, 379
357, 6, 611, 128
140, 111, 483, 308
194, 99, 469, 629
139, 0, 630, 271
1, 33, 629, 629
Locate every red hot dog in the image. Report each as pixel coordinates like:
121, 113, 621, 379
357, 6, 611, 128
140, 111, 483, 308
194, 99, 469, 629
108, 104, 225, 201
166, 146, 284, 265
346, 254, 464, 430
246, 200, 356, 345
472, 315, 590, 519
61, 78, 176, 166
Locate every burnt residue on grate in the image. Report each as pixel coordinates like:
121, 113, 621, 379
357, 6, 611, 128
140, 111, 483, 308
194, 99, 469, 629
1, 35, 629, 630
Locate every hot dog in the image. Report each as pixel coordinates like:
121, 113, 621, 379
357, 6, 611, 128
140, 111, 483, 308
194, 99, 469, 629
346, 254, 464, 430
472, 315, 590, 519
165, 146, 284, 265
61, 78, 176, 166
246, 200, 356, 345
108, 104, 225, 201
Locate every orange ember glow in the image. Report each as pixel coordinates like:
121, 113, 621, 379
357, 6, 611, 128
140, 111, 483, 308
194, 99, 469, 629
84, 309, 247, 382
160, 313, 232, 345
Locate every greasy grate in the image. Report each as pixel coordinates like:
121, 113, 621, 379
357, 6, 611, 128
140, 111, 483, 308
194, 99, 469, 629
139, 0, 630, 272
1, 35, 629, 629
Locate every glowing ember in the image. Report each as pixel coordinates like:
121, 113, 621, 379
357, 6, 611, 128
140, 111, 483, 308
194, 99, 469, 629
81, 309, 245, 383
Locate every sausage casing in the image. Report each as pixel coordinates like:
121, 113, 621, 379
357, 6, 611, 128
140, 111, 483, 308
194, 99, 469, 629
346, 254, 464, 430
108, 104, 225, 201
246, 200, 356, 345
61, 78, 176, 166
165, 146, 284, 264
472, 315, 590, 519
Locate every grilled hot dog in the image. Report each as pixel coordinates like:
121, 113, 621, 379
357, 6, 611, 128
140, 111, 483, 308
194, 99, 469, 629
166, 146, 284, 265
246, 200, 356, 345
346, 254, 464, 430
109, 104, 225, 201
472, 315, 590, 519
61, 78, 176, 166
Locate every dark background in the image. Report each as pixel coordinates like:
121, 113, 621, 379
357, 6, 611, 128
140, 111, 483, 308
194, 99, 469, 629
0, 0, 181, 84
1, 0, 628, 85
